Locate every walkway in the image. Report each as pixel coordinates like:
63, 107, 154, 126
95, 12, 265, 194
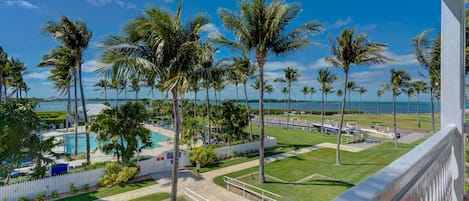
95, 146, 319, 201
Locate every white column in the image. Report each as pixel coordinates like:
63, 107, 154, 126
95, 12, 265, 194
441, 0, 465, 200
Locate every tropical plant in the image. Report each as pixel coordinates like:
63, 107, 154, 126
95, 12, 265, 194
336, 89, 343, 111
357, 86, 367, 114
219, 100, 248, 145
403, 86, 416, 113
129, 73, 141, 100
413, 80, 429, 128
301, 86, 309, 104
95, 79, 110, 102
181, 117, 201, 150
44, 15, 93, 164
376, 89, 384, 114
25, 134, 60, 179
317, 68, 338, 136
281, 87, 289, 112
388, 69, 412, 148
99, 162, 138, 187
265, 84, 274, 115
325, 27, 389, 165
189, 146, 217, 167
0, 47, 7, 102
274, 67, 299, 130
346, 81, 359, 112
99, 2, 208, 198
309, 87, 316, 111
413, 30, 440, 134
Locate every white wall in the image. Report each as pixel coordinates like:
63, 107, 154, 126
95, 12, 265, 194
137, 149, 191, 176
0, 168, 104, 201
213, 137, 277, 160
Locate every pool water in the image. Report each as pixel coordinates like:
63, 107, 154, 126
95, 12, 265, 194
64, 132, 168, 153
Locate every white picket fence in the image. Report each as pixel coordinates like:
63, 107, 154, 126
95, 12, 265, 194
213, 137, 277, 160
0, 168, 104, 201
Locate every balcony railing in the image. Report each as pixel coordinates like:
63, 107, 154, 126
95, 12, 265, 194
333, 126, 462, 201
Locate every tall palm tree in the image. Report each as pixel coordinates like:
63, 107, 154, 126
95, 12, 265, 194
44, 16, 93, 164
99, 2, 208, 199
301, 86, 309, 112
325, 28, 389, 165
413, 80, 428, 128
129, 73, 140, 100
145, 72, 157, 100
230, 55, 253, 139
309, 87, 316, 111
336, 89, 343, 111
413, 30, 440, 134
281, 87, 289, 112
403, 87, 415, 113
357, 86, 367, 114
228, 68, 243, 103
217, 0, 322, 183
265, 84, 273, 115
189, 75, 200, 117
0, 47, 7, 102
274, 67, 299, 131
389, 69, 412, 148
346, 81, 359, 112
95, 79, 110, 102
317, 68, 338, 136
376, 89, 384, 114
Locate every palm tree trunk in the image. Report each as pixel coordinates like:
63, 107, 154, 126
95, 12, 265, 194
257, 55, 266, 184
393, 95, 398, 148
77, 54, 90, 165
417, 92, 421, 128
74, 73, 78, 156
170, 90, 181, 201
407, 96, 410, 113
348, 91, 351, 113
194, 88, 197, 117
235, 84, 239, 103
358, 95, 362, 114
205, 82, 211, 145
336, 71, 349, 165
377, 97, 380, 114
321, 91, 325, 136
66, 84, 71, 132
287, 84, 291, 131
243, 82, 253, 140
430, 88, 435, 134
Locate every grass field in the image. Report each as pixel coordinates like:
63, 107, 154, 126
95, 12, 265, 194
57, 179, 157, 201
128, 192, 170, 201
214, 141, 422, 201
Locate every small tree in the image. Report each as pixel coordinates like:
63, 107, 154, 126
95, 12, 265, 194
219, 101, 249, 145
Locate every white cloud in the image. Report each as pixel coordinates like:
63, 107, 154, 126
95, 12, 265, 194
350, 71, 386, 86
86, 0, 135, 9
24, 71, 50, 80
82, 60, 111, 73
5, 0, 39, 9
309, 58, 334, 69
372, 51, 418, 68
330, 17, 353, 29
201, 23, 221, 40
264, 61, 306, 72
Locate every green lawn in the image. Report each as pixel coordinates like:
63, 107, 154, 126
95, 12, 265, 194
129, 192, 170, 201
57, 179, 157, 201
214, 141, 422, 201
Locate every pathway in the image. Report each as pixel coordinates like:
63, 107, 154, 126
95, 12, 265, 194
95, 146, 319, 201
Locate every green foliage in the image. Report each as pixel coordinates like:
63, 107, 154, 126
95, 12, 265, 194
36, 111, 66, 126
69, 183, 78, 194
99, 162, 138, 187
189, 147, 217, 167
81, 184, 90, 192
34, 191, 47, 201
51, 189, 60, 198
91, 102, 151, 164
181, 117, 201, 149
216, 101, 249, 145
17, 196, 29, 201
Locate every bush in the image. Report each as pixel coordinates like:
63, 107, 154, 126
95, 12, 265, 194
99, 162, 138, 187
81, 184, 90, 192
34, 191, 47, 201
189, 147, 217, 167
50, 189, 59, 198
69, 183, 78, 194
17, 196, 29, 201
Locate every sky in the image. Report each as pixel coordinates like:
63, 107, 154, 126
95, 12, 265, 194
0, 0, 443, 102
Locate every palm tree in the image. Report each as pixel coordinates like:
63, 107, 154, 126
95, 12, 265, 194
0, 46, 7, 102
336, 89, 343, 111
100, 2, 209, 199
403, 87, 416, 113
217, 0, 322, 183
129, 73, 140, 100
301, 86, 309, 112
346, 81, 359, 112
389, 69, 412, 148
413, 80, 429, 128
189, 75, 200, 117
274, 67, 299, 131
317, 68, 338, 136
265, 84, 273, 115
376, 90, 384, 114
95, 79, 110, 102
413, 30, 440, 134
325, 28, 389, 165
357, 86, 367, 114
145, 72, 157, 100
281, 87, 289, 112
230, 55, 253, 139
44, 16, 93, 164
309, 87, 316, 111
228, 68, 243, 103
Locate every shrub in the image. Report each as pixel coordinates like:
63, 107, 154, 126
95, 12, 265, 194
69, 183, 78, 194
34, 191, 47, 201
99, 162, 138, 187
50, 189, 59, 198
17, 196, 29, 201
81, 184, 90, 192
189, 147, 217, 167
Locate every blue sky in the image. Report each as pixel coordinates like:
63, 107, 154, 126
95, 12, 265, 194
0, 0, 442, 101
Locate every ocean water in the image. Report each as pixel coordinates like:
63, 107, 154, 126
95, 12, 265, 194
36, 99, 458, 114
63, 131, 168, 153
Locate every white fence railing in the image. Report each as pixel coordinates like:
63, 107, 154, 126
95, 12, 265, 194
214, 137, 277, 160
223, 176, 283, 201
184, 187, 209, 201
0, 168, 104, 201
334, 126, 462, 201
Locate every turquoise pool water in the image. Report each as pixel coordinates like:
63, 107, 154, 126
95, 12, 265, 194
63, 132, 168, 153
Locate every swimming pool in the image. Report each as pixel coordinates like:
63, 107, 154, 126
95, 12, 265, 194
63, 132, 169, 153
